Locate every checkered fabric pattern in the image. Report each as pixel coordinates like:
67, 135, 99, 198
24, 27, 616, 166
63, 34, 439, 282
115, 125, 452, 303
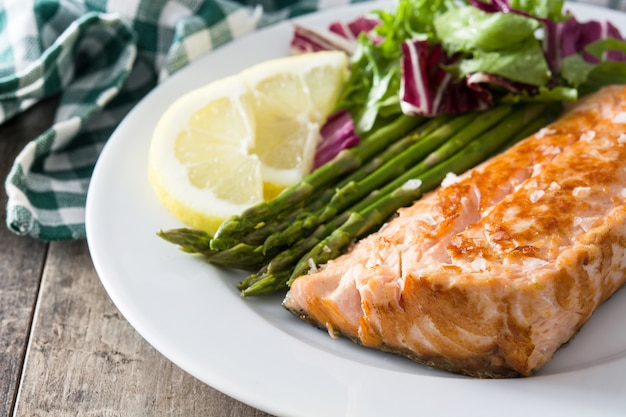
1, 0, 625, 240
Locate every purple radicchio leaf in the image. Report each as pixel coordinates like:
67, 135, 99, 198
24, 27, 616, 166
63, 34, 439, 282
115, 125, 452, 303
291, 16, 379, 168
290, 23, 358, 55
400, 39, 492, 117
467, 0, 521, 14
328, 17, 381, 41
544, 16, 626, 74
466, 0, 538, 18
290, 16, 381, 55
314, 109, 360, 170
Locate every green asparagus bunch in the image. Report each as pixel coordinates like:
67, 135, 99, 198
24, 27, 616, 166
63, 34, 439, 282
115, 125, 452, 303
208, 113, 424, 251
158, 103, 558, 296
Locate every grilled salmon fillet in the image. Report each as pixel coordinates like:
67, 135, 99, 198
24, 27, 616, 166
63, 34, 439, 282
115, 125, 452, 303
283, 85, 626, 378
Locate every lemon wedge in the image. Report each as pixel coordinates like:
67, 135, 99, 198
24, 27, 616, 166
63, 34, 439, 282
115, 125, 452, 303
148, 51, 348, 234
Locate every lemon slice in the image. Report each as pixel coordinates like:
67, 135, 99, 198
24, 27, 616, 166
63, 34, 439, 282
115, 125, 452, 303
243, 55, 347, 188
148, 51, 348, 234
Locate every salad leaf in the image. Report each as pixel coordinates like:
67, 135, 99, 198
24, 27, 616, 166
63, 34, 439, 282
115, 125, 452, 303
290, 23, 358, 54
400, 39, 491, 115
468, 0, 568, 21
453, 37, 550, 85
541, 14, 626, 99
434, 7, 541, 53
410, 0, 626, 116
303, 0, 626, 131
339, 36, 403, 133
313, 109, 360, 169
546, 16, 626, 72
328, 16, 380, 40
561, 37, 626, 92
338, 0, 459, 132
375, 0, 457, 47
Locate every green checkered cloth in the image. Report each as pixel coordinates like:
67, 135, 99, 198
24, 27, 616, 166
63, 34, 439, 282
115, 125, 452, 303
1, 0, 624, 240
1, 0, 364, 241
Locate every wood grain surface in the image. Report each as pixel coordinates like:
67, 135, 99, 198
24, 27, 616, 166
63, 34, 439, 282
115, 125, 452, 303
1, 97, 54, 417
1, 99, 274, 416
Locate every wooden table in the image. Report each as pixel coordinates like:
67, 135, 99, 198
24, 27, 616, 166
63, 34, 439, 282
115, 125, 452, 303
0, 98, 274, 416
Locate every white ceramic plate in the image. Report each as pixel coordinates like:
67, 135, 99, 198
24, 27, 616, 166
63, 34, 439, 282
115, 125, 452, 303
86, 2, 626, 416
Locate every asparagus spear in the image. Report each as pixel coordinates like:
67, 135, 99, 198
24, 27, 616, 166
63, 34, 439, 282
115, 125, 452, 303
239, 212, 351, 295
157, 228, 267, 271
237, 187, 331, 246
239, 270, 292, 296
157, 228, 215, 256
262, 106, 510, 253
209, 113, 423, 251
288, 103, 548, 282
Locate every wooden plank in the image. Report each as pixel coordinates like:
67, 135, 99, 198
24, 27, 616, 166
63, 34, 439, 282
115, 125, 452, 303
14, 240, 275, 416
0, 231, 47, 416
0, 98, 55, 417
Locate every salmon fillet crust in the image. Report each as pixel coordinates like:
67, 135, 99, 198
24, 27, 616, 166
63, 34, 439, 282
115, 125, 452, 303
283, 85, 626, 378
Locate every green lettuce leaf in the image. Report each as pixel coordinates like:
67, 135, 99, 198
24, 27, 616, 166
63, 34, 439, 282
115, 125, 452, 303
435, 7, 540, 53
434, 7, 550, 86
338, 0, 459, 133
453, 37, 550, 85
560, 37, 626, 96
506, 0, 568, 21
